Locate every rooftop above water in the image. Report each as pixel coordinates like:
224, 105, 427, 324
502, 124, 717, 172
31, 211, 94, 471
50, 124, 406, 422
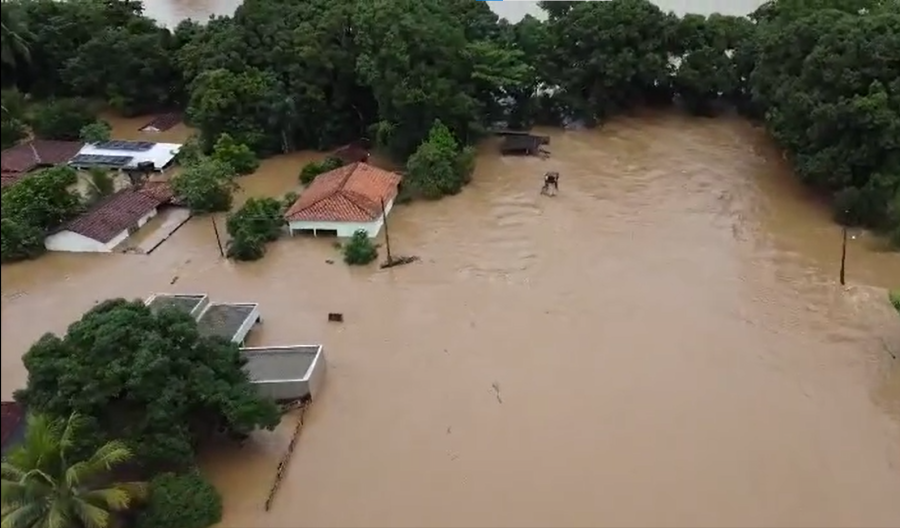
196, 303, 258, 342
242, 345, 323, 383
145, 293, 207, 316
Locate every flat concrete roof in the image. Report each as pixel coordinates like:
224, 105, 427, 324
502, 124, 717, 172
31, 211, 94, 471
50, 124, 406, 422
145, 293, 206, 316
196, 302, 258, 342
242, 345, 322, 382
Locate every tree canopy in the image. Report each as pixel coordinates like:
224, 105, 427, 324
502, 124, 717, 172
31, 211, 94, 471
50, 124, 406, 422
14, 298, 281, 468
0, 0, 896, 242
1, 412, 147, 528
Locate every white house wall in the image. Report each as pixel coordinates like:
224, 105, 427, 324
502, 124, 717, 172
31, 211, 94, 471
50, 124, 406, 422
43, 208, 157, 254
44, 229, 127, 253
287, 197, 395, 238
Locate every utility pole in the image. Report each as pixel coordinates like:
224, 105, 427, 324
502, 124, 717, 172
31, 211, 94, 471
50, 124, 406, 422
839, 225, 848, 286
380, 197, 393, 265
211, 214, 225, 257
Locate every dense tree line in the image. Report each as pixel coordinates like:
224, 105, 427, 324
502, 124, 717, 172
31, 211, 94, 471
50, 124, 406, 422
7, 299, 278, 527
3, 0, 895, 242
2, 0, 897, 242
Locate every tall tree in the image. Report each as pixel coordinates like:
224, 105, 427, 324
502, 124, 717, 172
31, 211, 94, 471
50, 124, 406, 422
15, 299, 281, 468
1, 413, 147, 528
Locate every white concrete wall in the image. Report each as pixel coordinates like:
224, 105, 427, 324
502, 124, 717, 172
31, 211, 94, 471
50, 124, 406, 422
288, 198, 394, 238
44, 229, 127, 253
43, 208, 157, 253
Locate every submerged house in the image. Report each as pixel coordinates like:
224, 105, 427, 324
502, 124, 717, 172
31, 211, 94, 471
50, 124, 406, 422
44, 186, 167, 253
1, 140, 84, 188
284, 162, 402, 238
144, 293, 326, 402
68, 140, 182, 176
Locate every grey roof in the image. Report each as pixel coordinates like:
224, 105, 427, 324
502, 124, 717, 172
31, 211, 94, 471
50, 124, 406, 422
243, 346, 321, 382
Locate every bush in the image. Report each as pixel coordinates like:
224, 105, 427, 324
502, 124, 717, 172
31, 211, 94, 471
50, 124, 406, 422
891, 290, 900, 316
1, 114, 27, 149
135, 471, 223, 528
343, 229, 378, 265
225, 197, 285, 261
0, 217, 46, 263
79, 120, 112, 144
29, 98, 95, 141
212, 132, 260, 175
404, 120, 473, 200
299, 156, 344, 185
171, 157, 237, 213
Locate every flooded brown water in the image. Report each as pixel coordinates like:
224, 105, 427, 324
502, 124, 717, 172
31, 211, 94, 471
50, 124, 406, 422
2, 110, 899, 527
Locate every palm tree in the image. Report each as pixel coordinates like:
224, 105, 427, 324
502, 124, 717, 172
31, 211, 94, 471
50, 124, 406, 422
1, 413, 147, 528
1, 6, 32, 68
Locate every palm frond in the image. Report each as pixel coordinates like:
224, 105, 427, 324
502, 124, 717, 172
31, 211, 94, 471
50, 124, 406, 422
45, 499, 73, 528
0, 502, 45, 528
70, 500, 111, 528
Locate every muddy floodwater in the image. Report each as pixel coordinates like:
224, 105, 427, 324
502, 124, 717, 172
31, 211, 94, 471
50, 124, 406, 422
2, 112, 900, 527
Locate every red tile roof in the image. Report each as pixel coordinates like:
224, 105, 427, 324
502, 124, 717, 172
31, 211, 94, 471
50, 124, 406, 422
285, 162, 402, 223
139, 181, 182, 205
1, 401, 24, 450
0, 140, 84, 187
60, 187, 164, 243
139, 112, 182, 133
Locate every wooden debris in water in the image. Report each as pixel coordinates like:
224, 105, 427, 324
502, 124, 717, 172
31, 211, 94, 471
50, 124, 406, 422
328, 312, 344, 323
380, 255, 420, 269
264, 400, 311, 512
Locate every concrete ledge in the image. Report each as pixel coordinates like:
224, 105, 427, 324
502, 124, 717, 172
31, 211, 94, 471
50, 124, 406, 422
241, 345, 326, 402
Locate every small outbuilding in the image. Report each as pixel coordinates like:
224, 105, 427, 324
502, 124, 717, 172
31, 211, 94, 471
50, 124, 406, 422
44, 187, 165, 253
68, 140, 182, 175
284, 162, 402, 238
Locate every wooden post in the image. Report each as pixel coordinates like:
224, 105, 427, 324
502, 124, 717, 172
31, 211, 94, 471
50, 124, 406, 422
212, 215, 225, 258
381, 197, 393, 265
839, 225, 847, 286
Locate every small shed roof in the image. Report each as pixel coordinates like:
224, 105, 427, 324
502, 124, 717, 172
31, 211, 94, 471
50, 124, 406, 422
69, 141, 182, 171
284, 162, 402, 223
1, 140, 84, 187
57, 187, 163, 243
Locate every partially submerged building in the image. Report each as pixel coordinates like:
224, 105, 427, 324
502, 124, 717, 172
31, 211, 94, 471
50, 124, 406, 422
284, 162, 402, 238
499, 134, 550, 156
69, 140, 182, 175
144, 293, 325, 402
1, 140, 84, 188
44, 186, 171, 253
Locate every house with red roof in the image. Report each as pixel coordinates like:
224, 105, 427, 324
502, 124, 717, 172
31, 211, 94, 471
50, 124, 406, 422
44, 186, 170, 253
0, 139, 84, 188
284, 162, 402, 238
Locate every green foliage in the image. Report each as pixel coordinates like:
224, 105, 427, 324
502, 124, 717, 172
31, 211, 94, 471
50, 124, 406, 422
891, 290, 900, 315
1, 412, 148, 528
171, 157, 237, 213
1, 90, 28, 148
85, 167, 116, 204
0, 217, 45, 263
343, 229, 378, 266
135, 471, 223, 528
0, 165, 82, 262
225, 197, 284, 261
29, 98, 95, 141
176, 134, 205, 166
63, 24, 180, 116
14, 298, 281, 468
79, 120, 112, 144
299, 156, 344, 185
404, 120, 471, 200
212, 132, 260, 175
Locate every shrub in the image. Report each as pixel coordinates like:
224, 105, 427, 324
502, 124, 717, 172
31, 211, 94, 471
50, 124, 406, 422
211, 132, 260, 175
135, 471, 223, 528
1, 115, 27, 149
891, 290, 900, 316
0, 217, 46, 263
299, 156, 344, 185
29, 98, 95, 141
225, 197, 284, 261
404, 120, 473, 200
171, 158, 237, 213
343, 229, 378, 265
79, 120, 112, 144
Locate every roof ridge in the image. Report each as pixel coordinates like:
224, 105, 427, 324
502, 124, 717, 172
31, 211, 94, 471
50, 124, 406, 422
289, 162, 359, 217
